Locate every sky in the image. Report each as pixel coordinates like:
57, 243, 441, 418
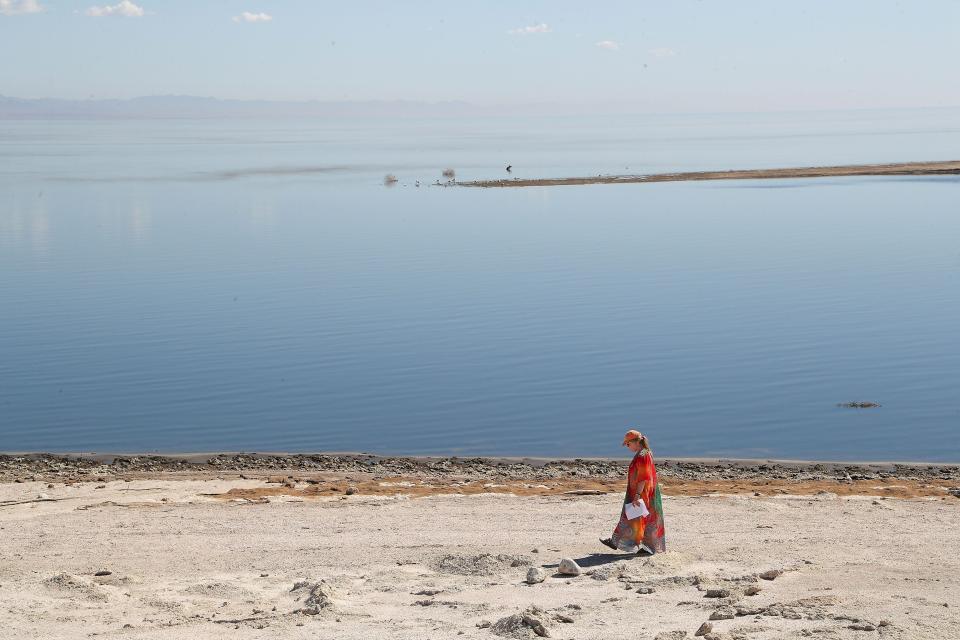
2, 0, 959, 112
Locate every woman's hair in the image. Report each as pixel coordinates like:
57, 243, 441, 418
637, 434, 651, 452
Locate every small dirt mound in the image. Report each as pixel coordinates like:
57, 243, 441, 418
491, 606, 553, 638
435, 553, 532, 576
291, 579, 336, 615
43, 573, 108, 602
638, 551, 694, 573
183, 581, 247, 598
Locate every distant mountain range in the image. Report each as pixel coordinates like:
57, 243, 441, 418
0, 95, 484, 118
6, 95, 952, 119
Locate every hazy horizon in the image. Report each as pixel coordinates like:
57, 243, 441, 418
2, 1, 959, 113
3, 93, 960, 120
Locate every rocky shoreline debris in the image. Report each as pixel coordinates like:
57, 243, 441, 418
2, 453, 957, 484
489, 605, 577, 638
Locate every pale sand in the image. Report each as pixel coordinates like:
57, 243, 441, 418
457, 160, 960, 188
2, 477, 958, 639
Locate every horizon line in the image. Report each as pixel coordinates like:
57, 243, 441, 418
2, 94, 960, 120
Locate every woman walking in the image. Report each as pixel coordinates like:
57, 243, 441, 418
601, 429, 666, 555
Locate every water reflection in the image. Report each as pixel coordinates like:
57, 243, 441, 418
130, 201, 152, 245
0, 196, 50, 262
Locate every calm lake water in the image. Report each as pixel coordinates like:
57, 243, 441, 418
1, 109, 959, 461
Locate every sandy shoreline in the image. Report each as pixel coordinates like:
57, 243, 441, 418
3, 453, 959, 502
4, 454, 959, 638
2, 471, 958, 639
457, 159, 960, 188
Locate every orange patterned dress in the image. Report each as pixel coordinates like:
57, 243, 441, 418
610, 448, 666, 552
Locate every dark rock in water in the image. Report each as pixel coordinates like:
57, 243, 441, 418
836, 401, 881, 408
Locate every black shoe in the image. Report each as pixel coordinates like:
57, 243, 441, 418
599, 537, 617, 550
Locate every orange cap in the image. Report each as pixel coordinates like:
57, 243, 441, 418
622, 429, 642, 445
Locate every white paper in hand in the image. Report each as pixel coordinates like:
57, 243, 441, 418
624, 500, 649, 521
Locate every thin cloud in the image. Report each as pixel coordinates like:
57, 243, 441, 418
649, 47, 677, 58
508, 23, 550, 35
232, 11, 272, 23
84, 1, 144, 17
595, 40, 620, 51
0, 0, 44, 15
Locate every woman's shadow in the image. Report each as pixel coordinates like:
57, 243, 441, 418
541, 552, 629, 576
